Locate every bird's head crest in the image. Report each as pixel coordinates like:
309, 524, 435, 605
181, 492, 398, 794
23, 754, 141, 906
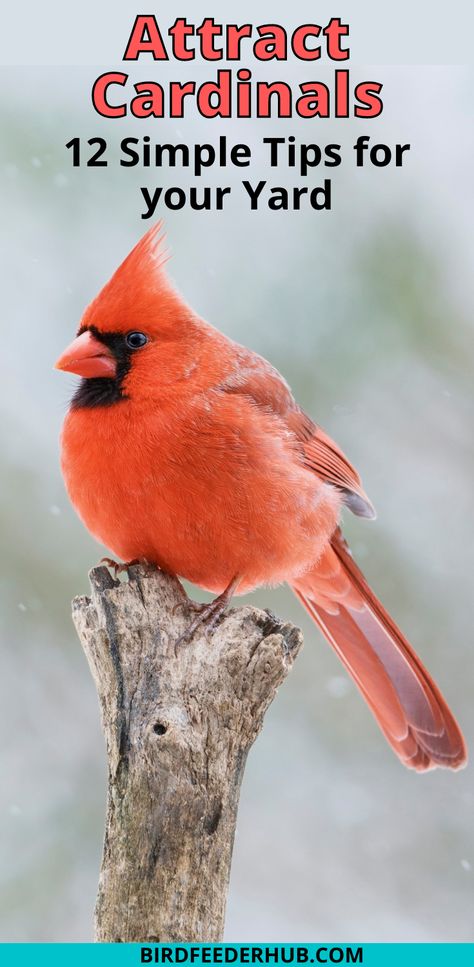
79, 223, 191, 337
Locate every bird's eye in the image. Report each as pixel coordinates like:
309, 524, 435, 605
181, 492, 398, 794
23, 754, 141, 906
126, 331, 148, 350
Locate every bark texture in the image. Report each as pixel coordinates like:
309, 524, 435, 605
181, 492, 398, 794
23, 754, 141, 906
72, 564, 302, 943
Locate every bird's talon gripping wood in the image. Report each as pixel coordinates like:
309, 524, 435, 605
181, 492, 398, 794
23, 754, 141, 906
100, 556, 140, 577
174, 574, 241, 648
56, 223, 467, 773
174, 598, 232, 652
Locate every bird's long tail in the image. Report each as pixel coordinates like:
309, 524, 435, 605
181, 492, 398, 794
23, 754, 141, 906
292, 528, 467, 771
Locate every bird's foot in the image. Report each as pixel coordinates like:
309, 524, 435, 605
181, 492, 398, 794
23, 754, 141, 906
100, 556, 143, 577
174, 576, 240, 653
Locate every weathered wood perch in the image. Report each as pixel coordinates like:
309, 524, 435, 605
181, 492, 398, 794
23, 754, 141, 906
72, 564, 302, 943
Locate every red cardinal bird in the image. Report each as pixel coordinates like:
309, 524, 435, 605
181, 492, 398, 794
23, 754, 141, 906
56, 225, 466, 772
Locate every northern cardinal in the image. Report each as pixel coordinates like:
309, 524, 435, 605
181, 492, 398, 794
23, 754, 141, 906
56, 225, 466, 772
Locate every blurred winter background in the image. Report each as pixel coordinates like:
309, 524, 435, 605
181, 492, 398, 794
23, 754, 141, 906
0, 0, 473, 943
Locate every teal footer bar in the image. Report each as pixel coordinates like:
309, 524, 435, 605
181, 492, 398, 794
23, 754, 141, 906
0, 944, 472, 966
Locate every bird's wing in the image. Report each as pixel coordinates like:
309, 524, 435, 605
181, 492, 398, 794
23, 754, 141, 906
289, 414, 376, 519
217, 347, 297, 418
219, 351, 375, 519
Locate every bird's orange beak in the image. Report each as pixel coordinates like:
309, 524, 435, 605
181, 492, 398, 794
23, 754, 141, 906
54, 330, 117, 379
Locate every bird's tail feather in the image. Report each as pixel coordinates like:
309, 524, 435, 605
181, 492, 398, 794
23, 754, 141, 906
292, 528, 467, 771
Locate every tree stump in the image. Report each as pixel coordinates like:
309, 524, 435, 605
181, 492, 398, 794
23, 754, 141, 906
72, 564, 303, 942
